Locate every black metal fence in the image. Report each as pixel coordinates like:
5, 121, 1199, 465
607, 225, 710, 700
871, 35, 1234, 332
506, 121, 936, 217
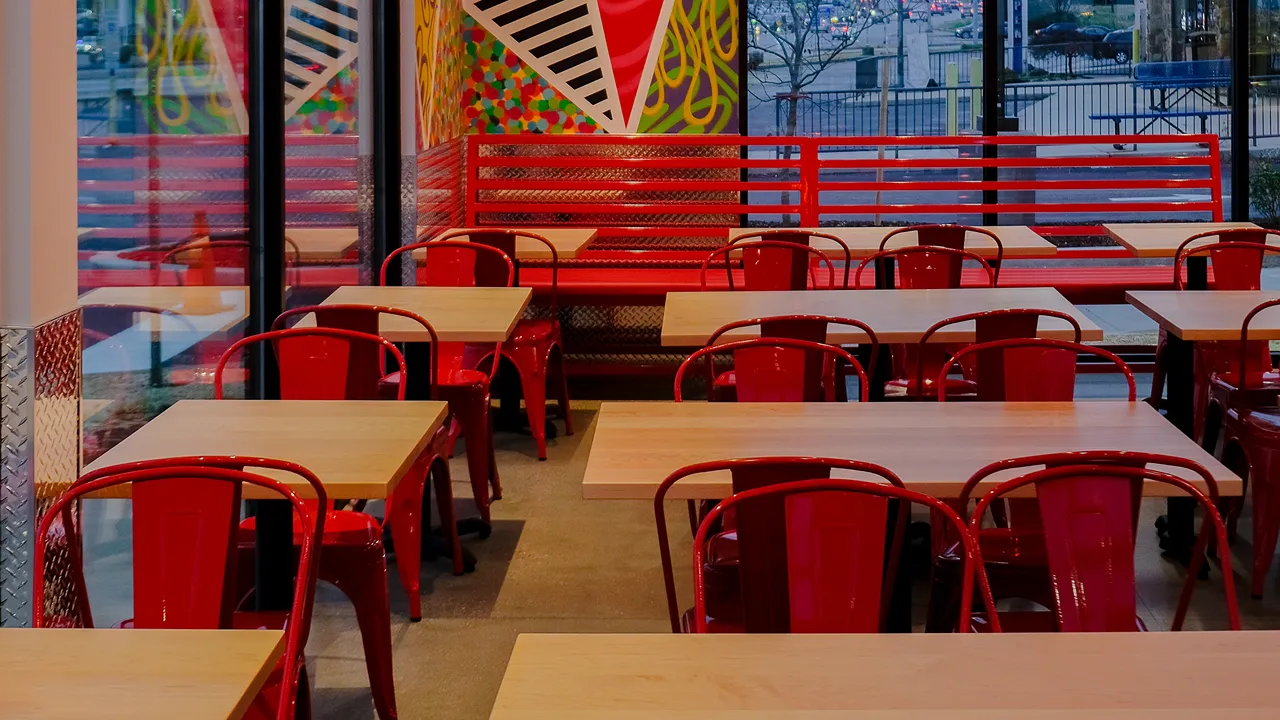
775, 75, 1280, 140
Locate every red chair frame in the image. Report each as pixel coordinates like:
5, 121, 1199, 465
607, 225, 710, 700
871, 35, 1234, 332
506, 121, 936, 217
162, 236, 303, 286
969, 459, 1239, 631
1172, 229, 1280, 291
701, 240, 839, 291
674, 337, 870, 402
428, 227, 562, 312
677, 468, 996, 633
727, 229, 854, 288
706, 315, 881, 396
36, 460, 325, 720
380, 236, 516, 291
213, 326, 408, 401
909, 308, 1084, 401
852, 245, 996, 289
937, 337, 1137, 402
880, 224, 1005, 274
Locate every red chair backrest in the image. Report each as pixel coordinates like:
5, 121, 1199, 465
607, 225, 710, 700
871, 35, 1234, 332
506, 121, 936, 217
728, 230, 853, 288
880, 224, 1004, 284
969, 458, 1237, 632
653, 458, 993, 633
707, 314, 881, 385
428, 227, 560, 309
853, 245, 996, 289
702, 240, 838, 291
912, 308, 1084, 400
938, 338, 1136, 402
35, 460, 325, 720
272, 304, 438, 399
675, 337, 869, 402
381, 238, 516, 289
161, 235, 302, 287
214, 327, 407, 401
1173, 228, 1280, 290
1236, 297, 1280, 389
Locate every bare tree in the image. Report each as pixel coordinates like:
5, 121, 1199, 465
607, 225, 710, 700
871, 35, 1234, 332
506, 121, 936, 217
746, 2, 876, 137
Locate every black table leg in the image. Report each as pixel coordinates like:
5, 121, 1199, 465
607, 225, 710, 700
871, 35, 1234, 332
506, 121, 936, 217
875, 256, 896, 290
1157, 255, 1207, 565
253, 500, 294, 610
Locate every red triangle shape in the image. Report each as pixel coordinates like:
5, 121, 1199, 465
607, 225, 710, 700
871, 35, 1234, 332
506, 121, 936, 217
597, 0, 668, 127
205, 0, 247, 95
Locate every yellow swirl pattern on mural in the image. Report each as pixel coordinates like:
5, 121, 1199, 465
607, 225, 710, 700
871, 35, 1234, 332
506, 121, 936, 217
135, 0, 233, 130
644, 0, 738, 129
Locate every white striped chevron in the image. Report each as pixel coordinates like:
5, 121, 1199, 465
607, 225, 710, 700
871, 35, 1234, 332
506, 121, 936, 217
464, 0, 629, 133
283, 0, 361, 121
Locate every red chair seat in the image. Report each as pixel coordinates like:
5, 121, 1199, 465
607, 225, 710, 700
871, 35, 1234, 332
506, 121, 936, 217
241, 509, 380, 546
511, 318, 557, 344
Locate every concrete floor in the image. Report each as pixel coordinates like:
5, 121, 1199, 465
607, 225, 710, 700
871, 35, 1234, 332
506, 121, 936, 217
79, 383, 1280, 719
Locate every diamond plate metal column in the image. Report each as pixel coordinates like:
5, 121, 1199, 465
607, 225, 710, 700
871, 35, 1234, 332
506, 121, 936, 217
0, 326, 35, 627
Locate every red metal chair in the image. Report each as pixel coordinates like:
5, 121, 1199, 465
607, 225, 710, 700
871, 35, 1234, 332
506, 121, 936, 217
937, 337, 1137, 402
675, 337, 869, 403
161, 234, 303, 287
381, 239, 509, 494
884, 308, 1085, 401
271, 303, 500, 525
653, 457, 997, 633
853, 245, 997, 289
421, 228, 575, 461
703, 315, 880, 403
928, 451, 1226, 632
879, 224, 1004, 284
722, 230, 854, 288
702, 239, 840, 291
35, 460, 325, 720
962, 458, 1238, 632
1148, 230, 1280, 434
1204, 298, 1280, 596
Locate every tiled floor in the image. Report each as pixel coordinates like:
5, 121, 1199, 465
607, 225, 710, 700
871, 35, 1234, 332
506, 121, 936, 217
79, 382, 1280, 719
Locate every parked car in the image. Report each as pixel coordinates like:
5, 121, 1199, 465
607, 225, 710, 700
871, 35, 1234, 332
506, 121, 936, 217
954, 22, 981, 39
1030, 22, 1081, 45
1099, 27, 1133, 64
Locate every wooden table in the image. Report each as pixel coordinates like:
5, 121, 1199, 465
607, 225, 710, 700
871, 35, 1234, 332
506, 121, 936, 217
83, 400, 448, 499
490, 631, 1280, 718
79, 286, 249, 334
1104, 222, 1262, 257
1128, 290, 1280, 341
281, 227, 359, 261
304, 285, 532, 343
419, 227, 597, 259
581, 401, 1239, 500
726, 226, 1055, 258
0, 628, 285, 720
661, 287, 1102, 346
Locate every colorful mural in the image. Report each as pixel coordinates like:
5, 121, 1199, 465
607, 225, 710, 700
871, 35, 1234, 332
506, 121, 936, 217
463, 16, 599, 134
286, 66, 359, 135
461, 0, 738, 135
417, 0, 468, 148
640, 0, 739, 134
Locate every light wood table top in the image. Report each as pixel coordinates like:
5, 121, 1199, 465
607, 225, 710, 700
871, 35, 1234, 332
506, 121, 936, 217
0, 628, 285, 720
418, 227, 597, 259
490, 631, 1280, 718
83, 400, 448, 499
726, 226, 1055, 258
1104, 222, 1263, 257
661, 287, 1102, 346
282, 227, 359, 261
304, 285, 532, 343
582, 401, 1239, 500
79, 286, 249, 334
1128, 290, 1280, 342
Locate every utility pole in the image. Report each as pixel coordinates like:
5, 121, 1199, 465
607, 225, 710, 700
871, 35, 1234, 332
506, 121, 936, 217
897, 0, 905, 87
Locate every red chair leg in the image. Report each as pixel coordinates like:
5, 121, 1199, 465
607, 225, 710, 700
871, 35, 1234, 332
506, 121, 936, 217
1251, 450, 1280, 598
438, 386, 496, 524
430, 458, 466, 576
507, 344, 551, 460
485, 403, 503, 502
550, 344, 574, 437
387, 455, 427, 621
320, 549, 398, 720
